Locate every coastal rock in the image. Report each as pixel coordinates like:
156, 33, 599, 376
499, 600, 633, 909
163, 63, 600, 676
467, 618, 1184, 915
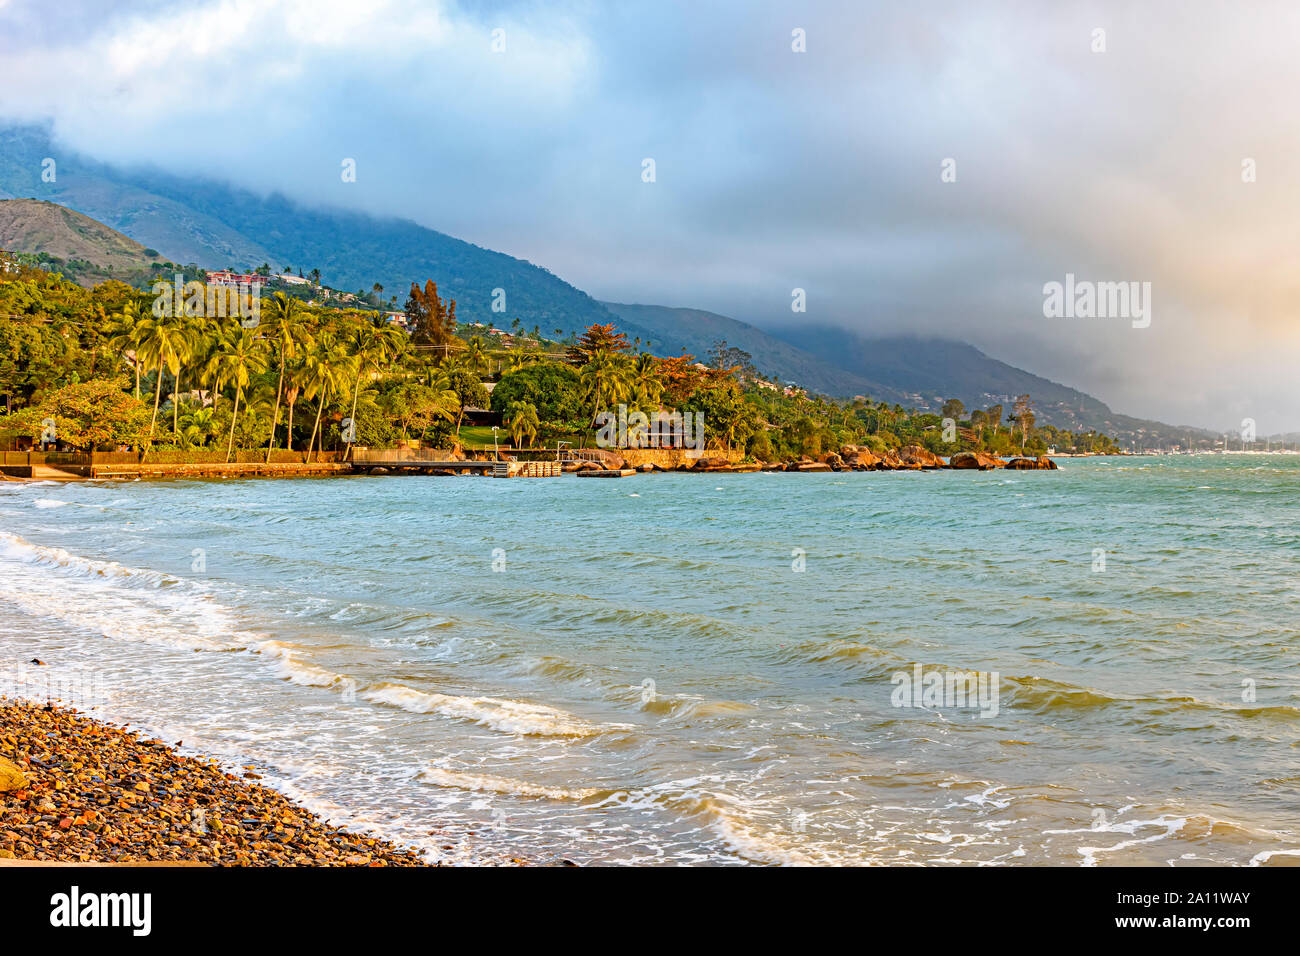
0, 756, 28, 792
951, 451, 1008, 470
845, 450, 881, 470
762, 461, 784, 471
898, 445, 944, 468
1036, 455, 1059, 470
797, 461, 832, 472
818, 452, 844, 470
1005, 457, 1036, 469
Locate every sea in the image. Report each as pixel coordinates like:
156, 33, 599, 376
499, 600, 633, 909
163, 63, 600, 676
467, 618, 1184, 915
1, 455, 1297, 866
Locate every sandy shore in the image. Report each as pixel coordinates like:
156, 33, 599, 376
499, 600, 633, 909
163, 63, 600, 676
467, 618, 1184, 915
0, 697, 430, 866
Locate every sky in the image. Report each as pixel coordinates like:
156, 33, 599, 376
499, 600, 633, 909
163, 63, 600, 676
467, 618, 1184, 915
1, 0, 1298, 432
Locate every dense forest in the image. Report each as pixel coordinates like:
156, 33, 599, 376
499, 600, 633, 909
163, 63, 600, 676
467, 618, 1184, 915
0, 259, 1119, 460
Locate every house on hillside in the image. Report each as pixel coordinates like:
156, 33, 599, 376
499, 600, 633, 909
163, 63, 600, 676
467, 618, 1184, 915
206, 270, 269, 289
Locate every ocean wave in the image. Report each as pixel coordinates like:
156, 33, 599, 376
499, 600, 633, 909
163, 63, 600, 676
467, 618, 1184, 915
1003, 675, 1300, 721
361, 682, 624, 737
418, 767, 611, 802
0, 531, 252, 652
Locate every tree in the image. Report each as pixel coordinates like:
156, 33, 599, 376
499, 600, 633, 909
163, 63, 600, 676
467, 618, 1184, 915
343, 319, 405, 456
505, 401, 540, 447
941, 398, 966, 422
986, 404, 1003, 435
105, 299, 146, 399
462, 335, 488, 376
1012, 394, 1035, 452
0, 379, 150, 450
707, 340, 756, 379
262, 292, 312, 461
579, 348, 633, 417
207, 324, 268, 461
489, 361, 584, 427
566, 323, 630, 364
134, 310, 194, 444
404, 280, 456, 349
440, 360, 490, 437
301, 331, 350, 461
631, 352, 664, 410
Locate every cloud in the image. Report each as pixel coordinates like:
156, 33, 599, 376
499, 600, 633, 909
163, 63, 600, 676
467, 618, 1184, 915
1, 0, 1297, 430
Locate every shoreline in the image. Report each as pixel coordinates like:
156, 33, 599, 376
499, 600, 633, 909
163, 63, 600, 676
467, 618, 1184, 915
0, 697, 444, 866
0, 450, 1076, 482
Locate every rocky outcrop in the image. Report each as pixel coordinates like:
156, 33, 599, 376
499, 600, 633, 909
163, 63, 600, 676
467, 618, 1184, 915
695, 456, 732, 471
844, 450, 881, 470
949, 451, 1005, 470
898, 445, 945, 469
1006, 456, 1059, 470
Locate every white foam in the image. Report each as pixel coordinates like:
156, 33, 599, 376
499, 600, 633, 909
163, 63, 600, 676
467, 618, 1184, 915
0, 531, 251, 652
419, 767, 604, 801
362, 682, 615, 737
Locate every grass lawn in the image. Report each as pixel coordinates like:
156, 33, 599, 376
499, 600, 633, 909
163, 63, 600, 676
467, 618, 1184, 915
457, 425, 499, 450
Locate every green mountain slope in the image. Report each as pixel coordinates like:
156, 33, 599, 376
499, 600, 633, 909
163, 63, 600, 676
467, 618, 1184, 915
0, 124, 621, 332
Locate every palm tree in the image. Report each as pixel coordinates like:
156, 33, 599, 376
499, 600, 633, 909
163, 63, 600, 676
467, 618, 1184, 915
135, 311, 194, 445
169, 314, 203, 439
506, 401, 540, 447
282, 356, 310, 452
631, 352, 663, 410
462, 335, 488, 377
262, 292, 312, 461
178, 406, 219, 449
580, 348, 633, 416
106, 300, 146, 399
343, 320, 405, 457
301, 331, 349, 462
208, 325, 269, 462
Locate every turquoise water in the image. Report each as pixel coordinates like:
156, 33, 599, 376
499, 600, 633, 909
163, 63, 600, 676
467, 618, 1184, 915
1, 455, 1298, 865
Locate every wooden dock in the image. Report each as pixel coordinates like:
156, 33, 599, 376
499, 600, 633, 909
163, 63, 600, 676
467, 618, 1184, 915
350, 449, 560, 477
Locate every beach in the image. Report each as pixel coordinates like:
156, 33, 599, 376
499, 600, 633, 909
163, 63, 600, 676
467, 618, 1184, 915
2, 456, 1299, 866
0, 697, 432, 866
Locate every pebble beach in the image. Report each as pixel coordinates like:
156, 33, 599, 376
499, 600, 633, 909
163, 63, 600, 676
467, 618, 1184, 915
0, 697, 431, 866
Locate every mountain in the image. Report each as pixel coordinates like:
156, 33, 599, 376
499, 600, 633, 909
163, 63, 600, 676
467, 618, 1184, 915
600, 302, 886, 398
0, 123, 1208, 447
0, 197, 166, 287
603, 303, 1213, 446
0, 123, 621, 332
